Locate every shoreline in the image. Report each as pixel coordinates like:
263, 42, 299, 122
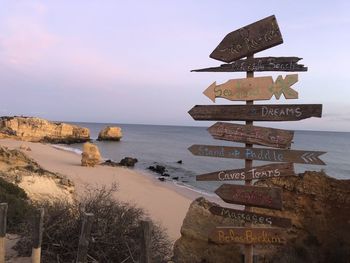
0, 139, 240, 241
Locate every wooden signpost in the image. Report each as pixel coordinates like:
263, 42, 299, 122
189, 104, 322, 121
188, 14, 325, 263
209, 227, 286, 245
208, 122, 294, 149
215, 184, 282, 210
210, 15, 283, 63
188, 144, 326, 165
203, 74, 298, 102
196, 162, 295, 181
191, 57, 308, 72
209, 205, 292, 228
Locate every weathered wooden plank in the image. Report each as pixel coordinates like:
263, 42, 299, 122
0, 203, 7, 263
203, 74, 298, 102
191, 57, 308, 72
140, 221, 152, 263
208, 122, 294, 149
31, 208, 44, 263
215, 184, 283, 210
76, 212, 94, 263
209, 205, 292, 228
0, 204, 7, 238
188, 104, 322, 121
196, 163, 295, 181
188, 145, 326, 165
210, 15, 283, 63
209, 227, 286, 245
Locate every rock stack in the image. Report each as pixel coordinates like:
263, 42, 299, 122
97, 126, 122, 141
81, 142, 101, 167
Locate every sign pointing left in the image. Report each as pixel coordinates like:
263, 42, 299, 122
203, 74, 298, 102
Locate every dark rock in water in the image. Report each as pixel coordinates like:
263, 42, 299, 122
119, 157, 138, 167
163, 173, 170, 177
172, 177, 179, 180
177, 160, 183, 164
155, 165, 166, 174
101, 159, 120, 167
158, 177, 165, 182
148, 164, 167, 175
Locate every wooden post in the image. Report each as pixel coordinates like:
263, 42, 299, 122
244, 54, 254, 263
31, 208, 44, 263
0, 203, 8, 263
76, 212, 94, 263
140, 220, 152, 263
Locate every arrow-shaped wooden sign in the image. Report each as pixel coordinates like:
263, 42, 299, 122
209, 205, 292, 228
188, 145, 326, 165
191, 57, 308, 72
203, 74, 298, 102
188, 104, 322, 121
208, 122, 294, 149
196, 163, 295, 181
210, 15, 283, 63
215, 184, 283, 210
209, 227, 286, 245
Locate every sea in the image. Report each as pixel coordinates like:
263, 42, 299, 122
55, 123, 350, 194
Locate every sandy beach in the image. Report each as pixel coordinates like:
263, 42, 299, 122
0, 138, 234, 241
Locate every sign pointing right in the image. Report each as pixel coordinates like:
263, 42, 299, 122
188, 144, 326, 165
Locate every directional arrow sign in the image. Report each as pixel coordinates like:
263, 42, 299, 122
209, 205, 292, 228
209, 227, 286, 245
188, 145, 326, 165
208, 122, 294, 149
215, 184, 282, 210
203, 74, 298, 102
188, 104, 322, 121
196, 163, 295, 181
210, 15, 283, 63
191, 57, 308, 72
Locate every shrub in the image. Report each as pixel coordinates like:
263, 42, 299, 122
15, 184, 172, 262
0, 176, 33, 232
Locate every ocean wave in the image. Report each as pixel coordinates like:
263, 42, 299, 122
171, 180, 217, 197
52, 145, 83, 155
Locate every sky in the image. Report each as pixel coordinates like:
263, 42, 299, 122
0, 1, 349, 131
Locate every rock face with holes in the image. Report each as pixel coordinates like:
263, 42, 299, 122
81, 142, 101, 167
97, 126, 122, 141
252, 171, 350, 262
0, 116, 90, 144
172, 198, 241, 263
173, 171, 350, 263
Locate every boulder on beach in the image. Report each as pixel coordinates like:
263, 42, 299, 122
0, 116, 90, 144
81, 142, 101, 167
119, 157, 138, 167
97, 126, 122, 141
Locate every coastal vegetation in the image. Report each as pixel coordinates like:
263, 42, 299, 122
11, 184, 172, 262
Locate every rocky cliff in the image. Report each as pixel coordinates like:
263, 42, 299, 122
97, 126, 122, 141
173, 171, 350, 263
0, 145, 75, 203
0, 116, 90, 144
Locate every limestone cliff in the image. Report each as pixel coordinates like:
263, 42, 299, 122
173, 171, 350, 263
0, 145, 75, 203
0, 116, 90, 144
